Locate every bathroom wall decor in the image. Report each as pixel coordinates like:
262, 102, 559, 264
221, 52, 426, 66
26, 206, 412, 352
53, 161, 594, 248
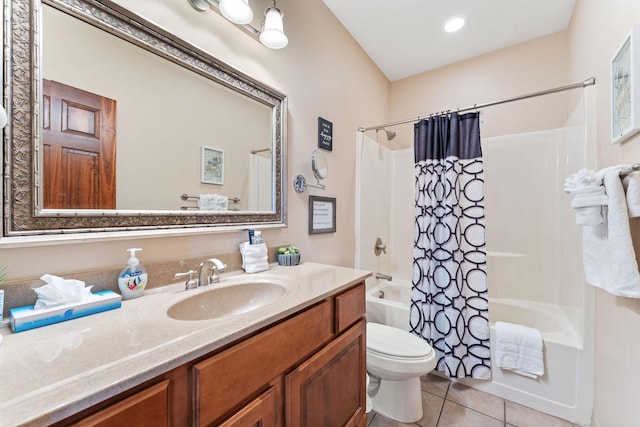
318, 117, 333, 151
201, 146, 225, 185
309, 196, 336, 234
612, 25, 640, 144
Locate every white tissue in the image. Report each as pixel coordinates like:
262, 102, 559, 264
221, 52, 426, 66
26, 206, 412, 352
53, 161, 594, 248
33, 274, 93, 310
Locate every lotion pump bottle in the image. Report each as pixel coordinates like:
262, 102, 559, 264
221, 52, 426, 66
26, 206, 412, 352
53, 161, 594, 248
118, 248, 148, 299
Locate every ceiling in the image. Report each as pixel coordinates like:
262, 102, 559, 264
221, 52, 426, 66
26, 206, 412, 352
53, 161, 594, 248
322, 0, 576, 81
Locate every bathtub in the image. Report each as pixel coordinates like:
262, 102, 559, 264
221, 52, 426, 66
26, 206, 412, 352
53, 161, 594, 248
365, 279, 592, 425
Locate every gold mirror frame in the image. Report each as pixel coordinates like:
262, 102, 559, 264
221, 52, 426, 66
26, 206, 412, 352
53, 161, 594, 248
3, 0, 287, 238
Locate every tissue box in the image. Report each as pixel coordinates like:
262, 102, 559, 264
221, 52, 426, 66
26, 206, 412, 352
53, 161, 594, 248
10, 290, 122, 333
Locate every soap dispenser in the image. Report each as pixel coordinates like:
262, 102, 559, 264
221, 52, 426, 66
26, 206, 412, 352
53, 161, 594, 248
118, 248, 148, 299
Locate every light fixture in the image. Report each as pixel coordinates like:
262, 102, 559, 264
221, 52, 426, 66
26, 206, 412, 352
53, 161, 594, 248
187, 0, 288, 50
444, 16, 465, 33
219, 0, 253, 25
259, 3, 288, 49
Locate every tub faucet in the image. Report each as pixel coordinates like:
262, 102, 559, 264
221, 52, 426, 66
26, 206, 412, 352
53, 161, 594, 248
198, 258, 228, 286
375, 272, 392, 281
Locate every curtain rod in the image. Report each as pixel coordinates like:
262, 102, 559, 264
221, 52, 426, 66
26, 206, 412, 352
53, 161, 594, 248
358, 77, 596, 133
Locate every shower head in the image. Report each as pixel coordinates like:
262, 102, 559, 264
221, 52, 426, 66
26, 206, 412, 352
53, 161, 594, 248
376, 128, 396, 141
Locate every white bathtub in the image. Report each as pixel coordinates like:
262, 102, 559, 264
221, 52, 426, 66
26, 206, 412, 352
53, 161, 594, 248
366, 279, 592, 425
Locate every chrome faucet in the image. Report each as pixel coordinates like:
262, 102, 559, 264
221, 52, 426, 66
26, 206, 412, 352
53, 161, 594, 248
375, 272, 392, 281
198, 258, 228, 286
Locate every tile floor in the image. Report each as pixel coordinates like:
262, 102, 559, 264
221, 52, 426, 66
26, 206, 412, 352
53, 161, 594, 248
367, 374, 581, 427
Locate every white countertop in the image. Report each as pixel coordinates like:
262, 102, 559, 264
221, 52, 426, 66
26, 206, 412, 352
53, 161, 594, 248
0, 262, 371, 427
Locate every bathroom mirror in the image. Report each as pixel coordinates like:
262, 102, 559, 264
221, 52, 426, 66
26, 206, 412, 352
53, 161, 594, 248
293, 149, 328, 193
3, 0, 288, 237
311, 149, 329, 181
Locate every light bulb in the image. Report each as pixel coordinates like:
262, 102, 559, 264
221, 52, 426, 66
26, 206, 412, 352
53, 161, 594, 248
219, 0, 253, 25
260, 7, 288, 49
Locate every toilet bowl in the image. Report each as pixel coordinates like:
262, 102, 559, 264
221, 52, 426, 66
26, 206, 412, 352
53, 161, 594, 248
366, 322, 436, 423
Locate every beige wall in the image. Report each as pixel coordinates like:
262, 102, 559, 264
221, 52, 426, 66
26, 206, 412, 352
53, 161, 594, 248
390, 31, 570, 148
566, 1, 640, 426
0, 0, 389, 279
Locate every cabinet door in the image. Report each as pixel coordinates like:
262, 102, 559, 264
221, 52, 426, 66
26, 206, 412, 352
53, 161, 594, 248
218, 387, 276, 427
285, 319, 366, 427
70, 380, 169, 427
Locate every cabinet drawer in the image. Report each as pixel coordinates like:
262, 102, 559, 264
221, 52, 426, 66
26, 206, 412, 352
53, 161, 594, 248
335, 283, 365, 334
70, 380, 170, 427
194, 300, 333, 426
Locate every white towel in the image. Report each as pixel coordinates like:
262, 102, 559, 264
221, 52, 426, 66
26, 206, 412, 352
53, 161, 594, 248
622, 171, 640, 218
198, 194, 228, 211
570, 185, 608, 225
583, 169, 640, 297
564, 168, 598, 193
239, 242, 269, 273
495, 321, 544, 379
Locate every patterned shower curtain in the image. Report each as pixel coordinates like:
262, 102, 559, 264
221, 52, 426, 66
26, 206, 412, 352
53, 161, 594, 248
410, 112, 490, 379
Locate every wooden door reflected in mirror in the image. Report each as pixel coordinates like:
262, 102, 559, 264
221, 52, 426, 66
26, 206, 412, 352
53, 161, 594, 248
42, 80, 117, 209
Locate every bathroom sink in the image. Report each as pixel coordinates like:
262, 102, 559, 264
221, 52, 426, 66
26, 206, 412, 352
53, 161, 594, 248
167, 281, 287, 321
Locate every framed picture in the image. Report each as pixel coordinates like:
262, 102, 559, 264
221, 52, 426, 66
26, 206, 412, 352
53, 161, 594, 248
612, 26, 640, 144
201, 146, 224, 185
309, 196, 336, 234
318, 117, 333, 151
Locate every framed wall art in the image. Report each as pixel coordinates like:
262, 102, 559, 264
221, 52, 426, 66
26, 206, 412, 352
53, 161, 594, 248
201, 146, 224, 185
318, 117, 333, 151
309, 196, 336, 234
612, 26, 640, 144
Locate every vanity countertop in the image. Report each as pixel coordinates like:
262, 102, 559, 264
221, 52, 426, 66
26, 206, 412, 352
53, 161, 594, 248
0, 262, 371, 427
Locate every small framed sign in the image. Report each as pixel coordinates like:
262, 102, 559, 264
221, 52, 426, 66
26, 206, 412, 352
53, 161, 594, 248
309, 196, 336, 234
318, 117, 333, 151
612, 25, 640, 144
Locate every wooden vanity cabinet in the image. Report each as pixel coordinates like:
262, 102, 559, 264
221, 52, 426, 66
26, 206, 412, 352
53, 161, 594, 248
58, 282, 366, 427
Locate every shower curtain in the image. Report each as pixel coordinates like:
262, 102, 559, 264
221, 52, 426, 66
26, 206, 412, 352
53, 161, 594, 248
248, 153, 272, 211
410, 112, 490, 379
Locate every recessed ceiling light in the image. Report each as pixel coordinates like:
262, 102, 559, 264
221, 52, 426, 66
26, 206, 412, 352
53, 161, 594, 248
444, 17, 465, 33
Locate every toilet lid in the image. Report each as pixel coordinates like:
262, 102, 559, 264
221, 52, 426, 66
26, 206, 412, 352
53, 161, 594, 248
367, 322, 434, 358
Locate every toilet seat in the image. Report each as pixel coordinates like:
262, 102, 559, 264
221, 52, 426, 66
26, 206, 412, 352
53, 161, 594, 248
367, 322, 433, 359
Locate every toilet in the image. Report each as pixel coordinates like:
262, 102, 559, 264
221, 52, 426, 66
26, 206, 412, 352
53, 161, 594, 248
366, 322, 437, 423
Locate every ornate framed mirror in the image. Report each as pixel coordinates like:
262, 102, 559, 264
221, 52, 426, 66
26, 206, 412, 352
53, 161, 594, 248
3, 0, 287, 239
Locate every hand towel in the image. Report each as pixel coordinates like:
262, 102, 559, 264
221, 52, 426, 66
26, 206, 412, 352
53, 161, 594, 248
582, 169, 640, 297
622, 171, 640, 218
570, 185, 608, 225
495, 321, 544, 379
239, 242, 269, 273
199, 194, 228, 211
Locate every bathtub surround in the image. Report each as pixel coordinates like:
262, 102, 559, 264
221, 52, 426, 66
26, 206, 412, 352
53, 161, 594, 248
410, 112, 490, 379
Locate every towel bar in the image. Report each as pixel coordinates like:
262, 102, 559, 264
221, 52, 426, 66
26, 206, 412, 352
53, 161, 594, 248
180, 193, 240, 203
